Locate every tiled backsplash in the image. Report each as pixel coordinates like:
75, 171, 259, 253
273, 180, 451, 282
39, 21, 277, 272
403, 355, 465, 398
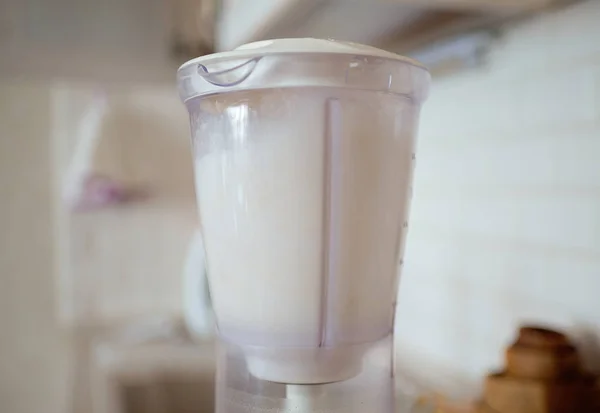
395, 0, 600, 391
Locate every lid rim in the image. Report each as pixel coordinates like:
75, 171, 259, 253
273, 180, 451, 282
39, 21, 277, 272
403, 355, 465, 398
179, 51, 428, 74
177, 38, 429, 74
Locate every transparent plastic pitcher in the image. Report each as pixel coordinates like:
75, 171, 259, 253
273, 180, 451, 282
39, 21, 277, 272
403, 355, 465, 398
178, 38, 430, 413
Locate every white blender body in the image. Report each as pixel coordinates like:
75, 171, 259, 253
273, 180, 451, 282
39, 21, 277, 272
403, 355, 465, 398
178, 38, 430, 413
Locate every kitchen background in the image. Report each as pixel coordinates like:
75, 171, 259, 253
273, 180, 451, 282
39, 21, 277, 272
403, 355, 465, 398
1, 0, 599, 412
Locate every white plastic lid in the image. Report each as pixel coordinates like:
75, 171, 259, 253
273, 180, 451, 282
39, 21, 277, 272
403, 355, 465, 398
177, 38, 430, 102
178, 38, 426, 71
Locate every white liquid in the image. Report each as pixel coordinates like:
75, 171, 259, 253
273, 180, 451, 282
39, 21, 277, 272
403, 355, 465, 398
194, 90, 415, 383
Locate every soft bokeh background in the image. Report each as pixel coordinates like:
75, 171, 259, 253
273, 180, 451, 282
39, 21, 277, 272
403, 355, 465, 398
1, 0, 599, 412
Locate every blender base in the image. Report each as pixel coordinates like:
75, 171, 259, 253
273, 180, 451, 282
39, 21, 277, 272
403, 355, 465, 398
216, 336, 396, 413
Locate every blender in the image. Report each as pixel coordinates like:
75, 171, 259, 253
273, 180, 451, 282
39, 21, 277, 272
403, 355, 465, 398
177, 38, 430, 413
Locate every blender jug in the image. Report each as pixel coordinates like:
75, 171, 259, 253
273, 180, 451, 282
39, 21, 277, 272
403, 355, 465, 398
178, 39, 430, 413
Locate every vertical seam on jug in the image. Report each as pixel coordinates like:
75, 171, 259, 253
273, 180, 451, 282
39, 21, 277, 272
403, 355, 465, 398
320, 98, 342, 348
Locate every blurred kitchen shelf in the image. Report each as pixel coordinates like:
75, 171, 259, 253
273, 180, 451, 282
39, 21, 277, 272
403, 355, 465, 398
68, 317, 216, 413
216, 0, 559, 53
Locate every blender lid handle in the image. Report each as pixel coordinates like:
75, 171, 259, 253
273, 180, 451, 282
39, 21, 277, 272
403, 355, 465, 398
197, 57, 262, 87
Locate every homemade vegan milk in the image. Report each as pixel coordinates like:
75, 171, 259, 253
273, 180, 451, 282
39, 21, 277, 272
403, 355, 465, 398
193, 89, 416, 383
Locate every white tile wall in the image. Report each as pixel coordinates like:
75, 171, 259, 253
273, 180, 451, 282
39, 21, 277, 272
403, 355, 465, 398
395, 0, 600, 391
51, 84, 197, 326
